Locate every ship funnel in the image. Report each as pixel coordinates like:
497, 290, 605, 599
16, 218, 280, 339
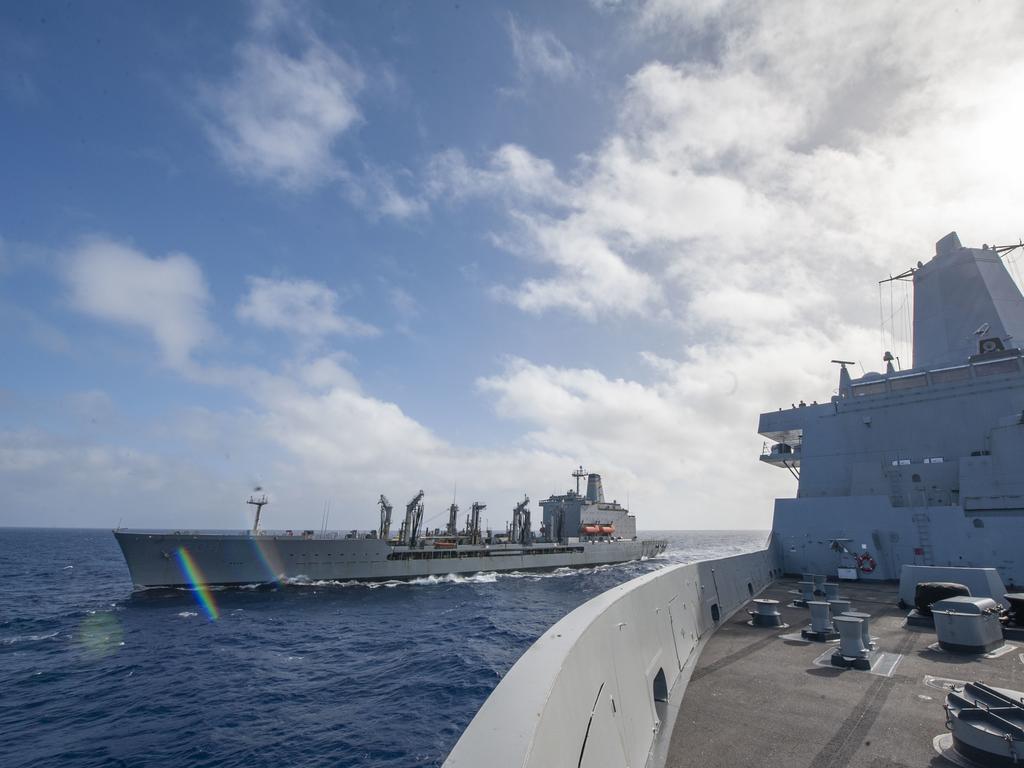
912, 231, 1024, 368
586, 474, 604, 503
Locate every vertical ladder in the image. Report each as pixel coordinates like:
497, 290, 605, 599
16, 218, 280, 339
912, 512, 934, 565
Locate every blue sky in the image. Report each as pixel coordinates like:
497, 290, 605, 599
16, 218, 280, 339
3, 1, 1024, 530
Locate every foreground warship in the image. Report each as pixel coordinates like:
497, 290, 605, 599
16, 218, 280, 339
114, 469, 667, 589
445, 232, 1024, 768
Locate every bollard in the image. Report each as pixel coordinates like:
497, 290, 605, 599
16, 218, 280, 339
812, 574, 826, 596
809, 601, 832, 633
828, 598, 851, 617
798, 581, 815, 604
841, 611, 872, 648
802, 601, 839, 641
831, 616, 871, 669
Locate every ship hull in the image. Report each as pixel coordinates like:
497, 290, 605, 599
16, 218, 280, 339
113, 531, 667, 590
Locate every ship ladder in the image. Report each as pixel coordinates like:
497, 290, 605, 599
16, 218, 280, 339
912, 512, 934, 566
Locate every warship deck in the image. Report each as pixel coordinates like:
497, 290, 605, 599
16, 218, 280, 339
665, 578, 1023, 768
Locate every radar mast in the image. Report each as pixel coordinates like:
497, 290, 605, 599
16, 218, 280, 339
571, 466, 588, 495
247, 492, 268, 534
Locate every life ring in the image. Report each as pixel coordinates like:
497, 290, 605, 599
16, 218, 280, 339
857, 552, 877, 574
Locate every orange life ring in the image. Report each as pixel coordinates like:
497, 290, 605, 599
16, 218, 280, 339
857, 552, 877, 574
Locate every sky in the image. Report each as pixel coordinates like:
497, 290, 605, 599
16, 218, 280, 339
2, 0, 1024, 532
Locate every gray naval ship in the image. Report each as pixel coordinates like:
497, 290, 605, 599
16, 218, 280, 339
444, 232, 1024, 768
114, 469, 667, 589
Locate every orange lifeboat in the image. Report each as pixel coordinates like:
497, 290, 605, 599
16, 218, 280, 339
580, 524, 601, 536
433, 541, 456, 549
598, 525, 615, 535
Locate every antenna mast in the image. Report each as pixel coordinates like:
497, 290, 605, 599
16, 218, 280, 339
247, 493, 268, 533
572, 466, 588, 495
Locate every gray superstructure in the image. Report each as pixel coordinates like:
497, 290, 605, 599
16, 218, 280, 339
761, 232, 1024, 587
539, 469, 638, 542
113, 470, 666, 589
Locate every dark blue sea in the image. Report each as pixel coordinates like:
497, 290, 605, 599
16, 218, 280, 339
0, 529, 767, 768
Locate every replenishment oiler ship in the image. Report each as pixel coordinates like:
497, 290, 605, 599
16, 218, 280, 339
444, 232, 1024, 768
114, 468, 667, 589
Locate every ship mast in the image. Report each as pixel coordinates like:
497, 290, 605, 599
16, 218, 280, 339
572, 466, 588, 495
247, 493, 268, 533
378, 495, 393, 540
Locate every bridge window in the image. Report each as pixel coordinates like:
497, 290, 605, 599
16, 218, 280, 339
974, 358, 1020, 377
852, 381, 887, 397
931, 366, 970, 384
890, 374, 928, 391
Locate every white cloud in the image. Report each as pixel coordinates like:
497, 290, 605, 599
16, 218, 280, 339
474, 333, 875, 528
508, 16, 577, 82
491, 213, 665, 318
63, 237, 213, 369
434, 2, 1024, 347
236, 276, 378, 338
341, 163, 429, 221
388, 286, 419, 322
202, 34, 363, 190
426, 145, 571, 205
198, 4, 426, 221
0, 428, 244, 528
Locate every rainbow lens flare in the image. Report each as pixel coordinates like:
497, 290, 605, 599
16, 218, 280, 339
175, 547, 220, 621
251, 537, 285, 585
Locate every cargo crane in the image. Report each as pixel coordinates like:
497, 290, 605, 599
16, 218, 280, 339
378, 495, 393, 540
398, 491, 425, 547
510, 495, 531, 545
466, 502, 485, 545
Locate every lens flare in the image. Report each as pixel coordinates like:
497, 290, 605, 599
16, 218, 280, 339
78, 612, 124, 657
176, 547, 220, 621
251, 537, 285, 584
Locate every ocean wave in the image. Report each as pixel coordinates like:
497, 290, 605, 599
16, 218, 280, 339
2, 631, 60, 645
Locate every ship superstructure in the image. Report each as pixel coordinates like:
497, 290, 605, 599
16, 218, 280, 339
760, 232, 1024, 585
113, 469, 666, 590
539, 468, 638, 542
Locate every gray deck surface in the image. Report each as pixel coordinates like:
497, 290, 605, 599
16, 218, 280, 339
666, 579, 1023, 768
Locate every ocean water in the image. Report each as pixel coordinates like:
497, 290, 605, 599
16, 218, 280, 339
0, 528, 767, 768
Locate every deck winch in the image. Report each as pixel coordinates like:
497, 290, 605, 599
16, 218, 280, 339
747, 598, 786, 628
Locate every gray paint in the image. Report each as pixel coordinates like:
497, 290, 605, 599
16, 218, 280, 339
114, 530, 666, 589
539, 473, 638, 541
763, 233, 1024, 586
443, 232, 1024, 767
442, 546, 778, 768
